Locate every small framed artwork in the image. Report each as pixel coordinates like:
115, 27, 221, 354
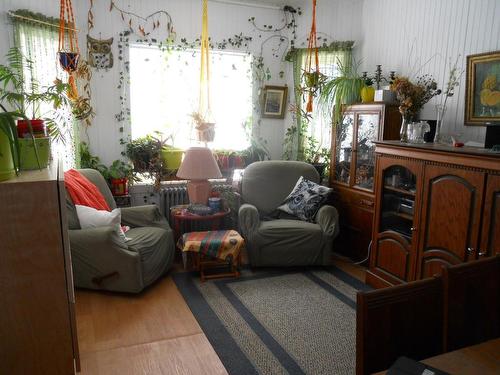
262, 85, 288, 119
465, 50, 500, 126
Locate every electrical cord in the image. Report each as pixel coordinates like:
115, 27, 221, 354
354, 240, 372, 265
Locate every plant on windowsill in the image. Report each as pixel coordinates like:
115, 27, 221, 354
121, 132, 169, 189
0, 108, 21, 181
0, 47, 72, 169
108, 159, 134, 196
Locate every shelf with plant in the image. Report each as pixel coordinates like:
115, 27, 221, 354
0, 47, 73, 170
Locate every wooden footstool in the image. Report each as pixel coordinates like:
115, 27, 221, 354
177, 230, 244, 282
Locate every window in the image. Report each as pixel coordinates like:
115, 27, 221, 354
298, 51, 343, 150
13, 16, 76, 169
129, 45, 253, 150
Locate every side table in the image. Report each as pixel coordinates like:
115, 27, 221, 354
170, 205, 230, 243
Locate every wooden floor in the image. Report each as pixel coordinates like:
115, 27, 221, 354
75, 257, 366, 374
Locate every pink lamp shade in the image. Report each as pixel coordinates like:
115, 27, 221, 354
176, 147, 222, 204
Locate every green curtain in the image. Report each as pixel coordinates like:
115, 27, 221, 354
10, 9, 79, 169
291, 44, 353, 160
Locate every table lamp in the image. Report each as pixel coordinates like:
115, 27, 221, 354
176, 147, 222, 205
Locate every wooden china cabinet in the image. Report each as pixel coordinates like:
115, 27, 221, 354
367, 141, 500, 288
329, 103, 401, 261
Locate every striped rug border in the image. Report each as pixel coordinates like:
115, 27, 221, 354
173, 266, 369, 375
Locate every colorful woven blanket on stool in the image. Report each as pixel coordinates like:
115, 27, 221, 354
177, 230, 244, 263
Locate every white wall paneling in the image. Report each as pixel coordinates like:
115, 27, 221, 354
0, 0, 497, 162
360, 0, 500, 143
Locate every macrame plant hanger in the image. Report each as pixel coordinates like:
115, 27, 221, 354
304, 0, 320, 113
196, 0, 215, 144
58, 0, 80, 101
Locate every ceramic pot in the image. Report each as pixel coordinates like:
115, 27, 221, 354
0, 130, 15, 181
110, 178, 128, 196
161, 148, 183, 170
361, 86, 375, 103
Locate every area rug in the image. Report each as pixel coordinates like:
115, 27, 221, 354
173, 267, 371, 375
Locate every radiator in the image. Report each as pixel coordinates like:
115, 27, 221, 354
160, 185, 189, 217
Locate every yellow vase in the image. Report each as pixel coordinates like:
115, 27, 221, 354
361, 86, 375, 103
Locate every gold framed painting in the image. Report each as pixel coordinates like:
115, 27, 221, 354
262, 85, 288, 119
465, 50, 500, 126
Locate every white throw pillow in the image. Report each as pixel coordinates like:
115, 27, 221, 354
75, 205, 130, 241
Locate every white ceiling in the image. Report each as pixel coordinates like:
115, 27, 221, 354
211, 0, 305, 10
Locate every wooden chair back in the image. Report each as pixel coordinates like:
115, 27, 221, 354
442, 255, 500, 352
356, 277, 443, 375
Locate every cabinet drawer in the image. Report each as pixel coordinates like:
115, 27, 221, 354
332, 188, 374, 210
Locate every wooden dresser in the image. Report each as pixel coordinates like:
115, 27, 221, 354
367, 141, 500, 288
0, 161, 79, 373
329, 104, 401, 261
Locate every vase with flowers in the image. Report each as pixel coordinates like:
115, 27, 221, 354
391, 75, 441, 142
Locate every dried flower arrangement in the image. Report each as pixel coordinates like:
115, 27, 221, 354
390, 75, 441, 120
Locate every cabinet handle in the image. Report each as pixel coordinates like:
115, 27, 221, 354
410, 227, 417, 232
359, 199, 374, 207
478, 250, 487, 256
466, 247, 475, 254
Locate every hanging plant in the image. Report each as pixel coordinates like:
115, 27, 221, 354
58, 0, 80, 100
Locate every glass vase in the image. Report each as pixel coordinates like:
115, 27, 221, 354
434, 104, 447, 143
400, 117, 409, 143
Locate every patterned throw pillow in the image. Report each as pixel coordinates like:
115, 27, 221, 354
277, 176, 332, 222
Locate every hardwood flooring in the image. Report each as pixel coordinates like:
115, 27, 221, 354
75, 257, 365, 374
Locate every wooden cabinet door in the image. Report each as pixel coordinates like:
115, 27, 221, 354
479, 174, 500, 257
369, 156, 423, 285
416, 165, 485, 279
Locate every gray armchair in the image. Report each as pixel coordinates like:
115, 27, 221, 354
66, 169, 175, 293
238, 161, 339, 267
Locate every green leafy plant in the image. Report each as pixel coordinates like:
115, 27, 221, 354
108, 159, 133, 180
0, 47, 71, 143
121, 132, 168, 188
318, 58, 364, 127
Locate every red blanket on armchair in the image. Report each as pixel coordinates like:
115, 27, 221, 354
64, 169, 110, 211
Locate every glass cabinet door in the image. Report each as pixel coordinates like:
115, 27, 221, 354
379, 166, 417, 241
354, 113, 379, 191
334, 113, 354, 184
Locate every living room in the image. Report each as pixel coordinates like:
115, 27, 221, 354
0, 0, 499, 374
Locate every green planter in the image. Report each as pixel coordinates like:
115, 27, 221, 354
0, 130, 15, 181
161, 148, 183, 170
19, 137, 50, 170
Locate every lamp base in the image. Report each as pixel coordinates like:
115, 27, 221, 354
187, 180, 211, 205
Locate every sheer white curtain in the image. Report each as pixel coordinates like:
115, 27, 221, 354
13, 17, 77, 169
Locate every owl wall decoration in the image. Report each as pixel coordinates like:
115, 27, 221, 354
87, 35, 114, 70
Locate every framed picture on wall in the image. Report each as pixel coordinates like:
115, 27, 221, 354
465, 50, 500, 125
262, 85, 288, 119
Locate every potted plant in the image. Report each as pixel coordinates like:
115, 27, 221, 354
108, 159, 133, 196
361, 77, 375, 103
318, 58, 364, 126
160, 134, 183, 171
122, 133, 166, 188
0, 108, 20, 181
190, 111, 215, 143
0, 47, 70, 169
